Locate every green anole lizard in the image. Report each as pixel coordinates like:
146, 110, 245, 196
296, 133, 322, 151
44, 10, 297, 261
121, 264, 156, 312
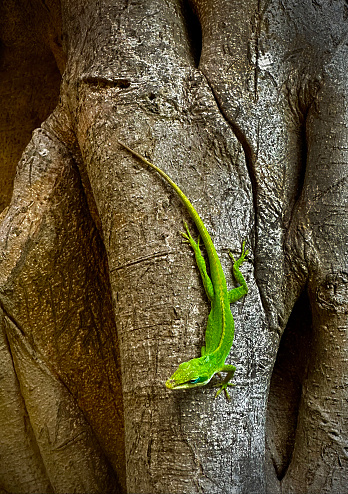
118, 141, 248, 400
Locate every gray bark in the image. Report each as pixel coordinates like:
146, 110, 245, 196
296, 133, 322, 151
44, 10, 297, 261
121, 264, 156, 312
0, 1, 347, 493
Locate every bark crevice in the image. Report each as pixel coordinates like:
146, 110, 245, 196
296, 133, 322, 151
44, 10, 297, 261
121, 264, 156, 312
266, 289, 313, 483
181, 0, 202, 68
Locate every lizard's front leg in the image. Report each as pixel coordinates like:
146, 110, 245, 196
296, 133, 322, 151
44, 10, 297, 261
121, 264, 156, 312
214, 364, 236, 400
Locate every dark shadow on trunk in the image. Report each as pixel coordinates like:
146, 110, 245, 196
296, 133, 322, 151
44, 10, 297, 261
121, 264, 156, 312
0, 0, 62, 212
266, 289, 313, 480
181, 0, 202, 68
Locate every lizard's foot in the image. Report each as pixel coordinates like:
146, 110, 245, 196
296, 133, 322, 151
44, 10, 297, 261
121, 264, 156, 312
214, 382, 236, 401
181, 221, 200, 252
229, 240, 249, 266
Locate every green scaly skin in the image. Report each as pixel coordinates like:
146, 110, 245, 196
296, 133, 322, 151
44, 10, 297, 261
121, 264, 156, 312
118, 141, 248, 400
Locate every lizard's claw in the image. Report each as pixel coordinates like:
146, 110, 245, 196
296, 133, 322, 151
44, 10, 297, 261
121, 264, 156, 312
241, 240, 249, 259
228, 251, 236, 263
229, 240, 249, 265
213, 373, 235, 401
214, 382, 235, 400
181, 221, 199, 250
183, 221, 193, 238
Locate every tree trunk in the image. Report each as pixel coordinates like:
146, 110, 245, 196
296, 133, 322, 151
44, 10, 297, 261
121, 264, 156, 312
0, 1, 347, 493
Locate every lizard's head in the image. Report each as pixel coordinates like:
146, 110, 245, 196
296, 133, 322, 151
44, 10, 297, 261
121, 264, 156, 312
165, 356, 214, 390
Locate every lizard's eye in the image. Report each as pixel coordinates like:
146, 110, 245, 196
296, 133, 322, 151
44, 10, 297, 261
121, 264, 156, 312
184, 376, 207, 385
189, 377, 200, 384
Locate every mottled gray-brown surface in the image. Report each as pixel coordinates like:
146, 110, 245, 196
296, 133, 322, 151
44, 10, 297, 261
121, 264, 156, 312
0, 1, 347, 493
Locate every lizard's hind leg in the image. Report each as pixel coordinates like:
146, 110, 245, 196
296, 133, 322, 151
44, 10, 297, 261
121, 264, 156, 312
228, 241, 248, 303
181, 222, 214, 301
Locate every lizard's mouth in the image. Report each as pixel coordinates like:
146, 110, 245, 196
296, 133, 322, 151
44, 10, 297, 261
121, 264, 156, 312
165, 378, 177, 390
165, 378, 191, 390
165, 376, 211, 390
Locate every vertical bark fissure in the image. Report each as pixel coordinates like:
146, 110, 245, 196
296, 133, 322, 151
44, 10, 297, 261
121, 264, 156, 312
200, 71, 266, 319
181, 0, 202, 68
0, 303, 53, 487
254, 0, 261, 102
266, 288, 313, 483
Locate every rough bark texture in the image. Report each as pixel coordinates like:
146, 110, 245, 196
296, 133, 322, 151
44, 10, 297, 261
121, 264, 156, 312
0, 1, 347, 493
